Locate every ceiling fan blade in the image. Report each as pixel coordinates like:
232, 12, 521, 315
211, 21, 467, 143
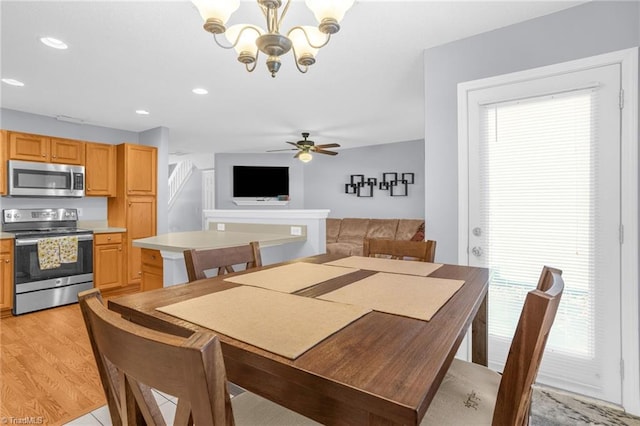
267, 148, 298, 152
314, 149, 338, 156
316, 143, 340, 149
293, 151, 301, 158
286, 141, 301, 147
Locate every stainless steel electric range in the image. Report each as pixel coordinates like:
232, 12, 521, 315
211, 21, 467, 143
2, 208, 93, 315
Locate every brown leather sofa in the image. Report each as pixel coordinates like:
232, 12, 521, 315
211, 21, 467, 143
326, 218, 425, 256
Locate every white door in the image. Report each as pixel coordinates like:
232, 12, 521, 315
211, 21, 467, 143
462, 62, 622, 403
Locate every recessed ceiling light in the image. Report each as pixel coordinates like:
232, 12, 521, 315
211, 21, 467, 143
192, 88, 208, 95
2, 78, 25, 87
40, 37, 68, 50
136, 110, 150, 115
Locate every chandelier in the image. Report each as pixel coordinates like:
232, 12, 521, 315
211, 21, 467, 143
192, 0, 355, 78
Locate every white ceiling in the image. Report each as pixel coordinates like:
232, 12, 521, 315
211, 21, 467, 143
1, 1, 583, 155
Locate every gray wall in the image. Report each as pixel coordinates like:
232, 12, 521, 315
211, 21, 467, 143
214, 153, 306, 209
0, 108, 138, 220
214, 139, 425, 220
424, 0, 640, 263
304, 140, 425, 219
168, 169, 203, 232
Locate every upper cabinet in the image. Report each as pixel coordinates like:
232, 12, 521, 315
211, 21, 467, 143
85, 142, 116, 197
123, 144, 157, 195
50, 137, 85, 164
0, 130, 7, 195
8, 131, 84, 164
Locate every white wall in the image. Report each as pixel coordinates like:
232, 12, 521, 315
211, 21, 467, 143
423, 0, 640, 264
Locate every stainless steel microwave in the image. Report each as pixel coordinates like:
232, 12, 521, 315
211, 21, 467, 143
7, 160, 85, 197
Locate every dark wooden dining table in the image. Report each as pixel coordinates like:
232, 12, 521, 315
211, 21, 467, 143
108, 253, 489, 425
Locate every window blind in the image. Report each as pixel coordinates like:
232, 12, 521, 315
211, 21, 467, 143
479, 88, 606, 387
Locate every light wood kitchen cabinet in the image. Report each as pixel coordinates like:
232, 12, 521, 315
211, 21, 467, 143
85, 142, 116, 196
0, 239, 14, 315
141, 248, 163, 292
50, 137, 85, 164
8, 131, 84, 164
0, 130, 7, 195
93, 233, 124, 291
108, 143, 158, 287
125, 197, 157, 284
124, 144, 157, 195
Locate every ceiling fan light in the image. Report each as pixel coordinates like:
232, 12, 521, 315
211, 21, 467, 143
299, 152, 313, 163
192, 0, 240, 33
225, 24, 263, 58
305, 0, 355, 32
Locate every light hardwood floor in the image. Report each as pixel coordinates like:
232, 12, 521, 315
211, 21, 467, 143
0, 304, 105, 425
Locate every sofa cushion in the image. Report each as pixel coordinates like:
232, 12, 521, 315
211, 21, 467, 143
326, 218, 342, 243
365, 219, 399, 240
326, 242, 361, 256
336, 219, 370, 244
411, 222, 426, 241
395, 219, 425, 240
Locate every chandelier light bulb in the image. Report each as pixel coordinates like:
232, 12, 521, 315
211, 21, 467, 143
305, 0, 355, 33
192, 0, 240, 33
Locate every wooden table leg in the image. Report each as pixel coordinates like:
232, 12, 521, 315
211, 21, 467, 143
471, 293, 488, 366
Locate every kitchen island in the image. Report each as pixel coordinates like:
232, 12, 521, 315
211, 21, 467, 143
132, 223, 308, 287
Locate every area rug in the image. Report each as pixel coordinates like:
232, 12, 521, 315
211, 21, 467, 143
531, 386, 640, 425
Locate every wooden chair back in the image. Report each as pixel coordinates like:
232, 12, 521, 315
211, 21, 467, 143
363, 238, 437, 262
184, 241, 262, 282
79, 289, 233, 426
493, 266, 564, 426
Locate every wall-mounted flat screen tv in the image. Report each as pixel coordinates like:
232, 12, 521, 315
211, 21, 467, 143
233, 165, 289, 198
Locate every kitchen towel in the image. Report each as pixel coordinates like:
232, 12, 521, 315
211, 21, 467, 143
37, 238, 61, 270
58, 236, 78, 263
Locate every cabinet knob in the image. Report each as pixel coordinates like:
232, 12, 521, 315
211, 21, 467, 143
138, 271, 142, 276
107, 237, 111, 240
118, 248, 122, 252
4, 259, 9, 264
42, 154, 46, 157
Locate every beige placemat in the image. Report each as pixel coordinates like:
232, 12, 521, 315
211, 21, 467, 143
157, 286, 371, 359
319, 273, 464, 321
223, 262, 359, 293
324, 256, 443, 276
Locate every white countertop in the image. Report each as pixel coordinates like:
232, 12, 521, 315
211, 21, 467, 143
132, 229, 306, 253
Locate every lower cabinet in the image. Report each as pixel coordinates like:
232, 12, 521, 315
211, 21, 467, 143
140, 248, 163, 292
1, 239, 14, 316
94, 233, 124, 291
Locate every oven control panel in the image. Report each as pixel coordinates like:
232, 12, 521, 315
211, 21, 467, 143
3, 208, 78, 224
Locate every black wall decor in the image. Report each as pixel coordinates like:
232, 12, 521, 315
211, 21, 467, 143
345, 172, 415, 197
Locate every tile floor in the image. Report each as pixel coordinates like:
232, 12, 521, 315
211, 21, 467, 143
65, 383, 246, 425
64, 390, 177, 425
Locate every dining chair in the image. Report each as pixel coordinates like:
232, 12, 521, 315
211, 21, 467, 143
422, 266, 564, 426
78, 288, 319, 426
183, 241, 262, 282
363, 238, 437, 262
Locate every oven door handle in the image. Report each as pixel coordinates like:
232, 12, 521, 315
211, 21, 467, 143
15, 234, 94, 246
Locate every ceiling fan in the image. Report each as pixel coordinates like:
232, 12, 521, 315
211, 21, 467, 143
268, 132, 340, 162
